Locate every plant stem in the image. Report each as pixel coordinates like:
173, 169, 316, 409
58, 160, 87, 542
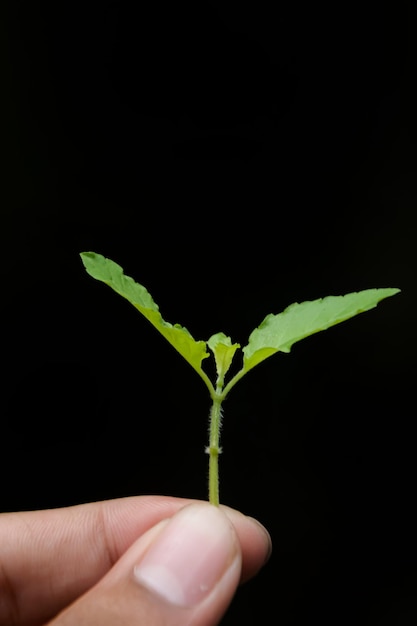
207, 388, 224, 506
222, 367, 247, 398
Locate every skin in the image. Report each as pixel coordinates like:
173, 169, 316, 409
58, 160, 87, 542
0, 495, 272, 626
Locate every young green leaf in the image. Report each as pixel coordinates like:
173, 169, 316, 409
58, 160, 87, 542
80, 252, 211, 386
207, 333, 240, 385
241, 288, 400, 373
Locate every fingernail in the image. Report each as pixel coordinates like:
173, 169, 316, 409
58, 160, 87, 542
133, 503, 238, 607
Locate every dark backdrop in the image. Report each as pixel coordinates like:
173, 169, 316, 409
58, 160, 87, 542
1, 2, 416, 624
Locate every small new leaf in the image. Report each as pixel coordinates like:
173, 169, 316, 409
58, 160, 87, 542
242, 288, 400, 374
207, 333, 240, 385
80, 252, 210, 381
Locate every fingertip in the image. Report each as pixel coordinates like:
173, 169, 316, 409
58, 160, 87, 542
245, 515, 273, 564
220, 506, 272, 582
132, 503, 240, 607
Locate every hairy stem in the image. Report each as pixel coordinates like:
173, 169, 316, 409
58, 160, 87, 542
207, 389, 224, 506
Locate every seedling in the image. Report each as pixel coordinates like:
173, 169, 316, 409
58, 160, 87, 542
80, 252, 400, 505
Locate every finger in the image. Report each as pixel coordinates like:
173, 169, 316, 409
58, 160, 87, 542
0, 495, 191, 626
220, 505, 272, 584
0, 496, 271, 625
48, 502, 262, 626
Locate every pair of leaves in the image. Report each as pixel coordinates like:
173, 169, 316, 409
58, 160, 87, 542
80, 252, 400, 396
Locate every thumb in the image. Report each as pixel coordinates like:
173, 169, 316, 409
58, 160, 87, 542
48, 502, 249, 625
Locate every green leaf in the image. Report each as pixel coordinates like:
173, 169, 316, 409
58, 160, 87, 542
242, 288, 400, 373
207, 333, 240, 384
80, 252, 210, 378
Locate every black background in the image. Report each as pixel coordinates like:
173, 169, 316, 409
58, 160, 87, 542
1, 2, 416, 624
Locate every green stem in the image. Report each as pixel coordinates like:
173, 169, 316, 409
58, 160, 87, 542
221, 366, 247, 398
197, 367, 216, 397
207, 388, 224, 506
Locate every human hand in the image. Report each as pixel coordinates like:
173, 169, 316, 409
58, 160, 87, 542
0, 496, 271, 625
